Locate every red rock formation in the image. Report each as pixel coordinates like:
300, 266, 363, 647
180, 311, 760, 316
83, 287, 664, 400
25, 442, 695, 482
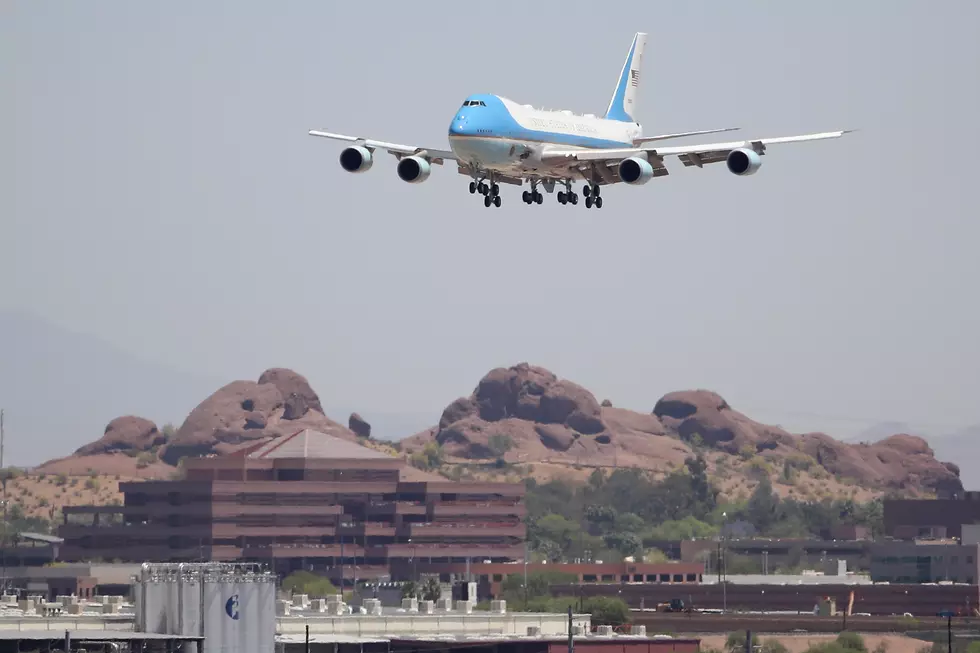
159, 368, 354, 465
349, 413, 371, 438
75, 416, 165, 456
405, 365, 963, 497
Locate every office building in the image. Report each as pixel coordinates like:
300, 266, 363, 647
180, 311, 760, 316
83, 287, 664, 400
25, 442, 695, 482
58, 429, 526, 582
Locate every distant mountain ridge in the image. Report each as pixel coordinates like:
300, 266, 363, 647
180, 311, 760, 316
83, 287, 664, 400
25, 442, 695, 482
3, 309, 977, 493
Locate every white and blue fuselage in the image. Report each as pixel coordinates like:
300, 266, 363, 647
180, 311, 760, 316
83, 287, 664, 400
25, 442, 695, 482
308, 30, 850, 208
447, 94, 642, 179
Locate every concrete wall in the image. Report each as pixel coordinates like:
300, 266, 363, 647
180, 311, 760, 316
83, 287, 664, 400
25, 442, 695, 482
277, 612, 590, 638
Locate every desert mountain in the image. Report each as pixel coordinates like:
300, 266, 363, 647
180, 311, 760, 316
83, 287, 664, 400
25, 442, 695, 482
400, 363, 963, 500
23, 362, 963, 522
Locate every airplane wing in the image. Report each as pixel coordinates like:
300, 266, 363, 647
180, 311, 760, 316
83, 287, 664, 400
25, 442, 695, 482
308, 130, 457, 165
632, 127, 741, 144
541, 129, 853, 183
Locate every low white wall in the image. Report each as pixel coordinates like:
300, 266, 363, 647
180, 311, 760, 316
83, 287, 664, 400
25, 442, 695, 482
277, 612, 591, 638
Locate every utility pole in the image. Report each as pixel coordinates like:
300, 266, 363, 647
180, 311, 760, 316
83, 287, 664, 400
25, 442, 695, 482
523, 536, 529, 610
567, 605, 574, 653
941, 611, 952, 653
1, 409, 6, 595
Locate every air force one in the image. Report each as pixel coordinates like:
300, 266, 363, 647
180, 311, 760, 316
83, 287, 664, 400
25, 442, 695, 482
309, 32, 851, 209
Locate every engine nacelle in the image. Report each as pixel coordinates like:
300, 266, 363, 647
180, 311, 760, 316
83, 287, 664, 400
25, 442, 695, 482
618, 156, 654, 185
726, 147, 762, 176
339, 146, 373, 173
396, 156, 431, 183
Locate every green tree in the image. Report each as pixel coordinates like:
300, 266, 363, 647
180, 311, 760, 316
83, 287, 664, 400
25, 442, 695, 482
487, 433, 514, 458
836, 633, 868, 653
281, 571, 338, 597
747, 476, 778, 532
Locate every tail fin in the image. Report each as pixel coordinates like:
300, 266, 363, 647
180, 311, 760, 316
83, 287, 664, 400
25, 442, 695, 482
604, 32, 647, 123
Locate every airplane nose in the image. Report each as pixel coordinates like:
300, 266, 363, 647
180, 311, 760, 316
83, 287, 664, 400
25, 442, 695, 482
450, 121, 468, 136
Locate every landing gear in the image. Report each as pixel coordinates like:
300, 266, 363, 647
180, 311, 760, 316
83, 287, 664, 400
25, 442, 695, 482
522, 179, 544, 205
583, 183, 602, 209
476, 176, 501, 208
557, 179, 579, 206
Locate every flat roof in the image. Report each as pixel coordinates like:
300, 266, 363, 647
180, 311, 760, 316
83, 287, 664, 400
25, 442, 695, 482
17, 532, 64, 545
278, 634, 389, 644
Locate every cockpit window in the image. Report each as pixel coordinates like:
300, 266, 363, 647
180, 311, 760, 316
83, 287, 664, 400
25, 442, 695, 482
462, 100, 487, 107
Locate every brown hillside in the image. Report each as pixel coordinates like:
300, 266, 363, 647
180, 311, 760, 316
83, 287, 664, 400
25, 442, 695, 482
18, 362, 961, 524
400, 363, 962, 501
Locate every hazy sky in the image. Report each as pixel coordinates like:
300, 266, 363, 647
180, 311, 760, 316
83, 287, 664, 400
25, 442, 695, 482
5, 2, 980, 449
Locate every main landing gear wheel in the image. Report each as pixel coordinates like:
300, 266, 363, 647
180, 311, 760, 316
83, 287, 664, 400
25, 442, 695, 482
583, 184, 602, 209
557, 191, 579, 205
522, 190, 543, 205
479, 179, 502, 208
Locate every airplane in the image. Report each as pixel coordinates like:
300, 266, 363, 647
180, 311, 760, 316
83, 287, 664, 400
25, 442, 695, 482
309, 32, 851, 209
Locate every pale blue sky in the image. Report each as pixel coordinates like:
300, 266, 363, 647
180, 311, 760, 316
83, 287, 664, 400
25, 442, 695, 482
4, 2, 980, 470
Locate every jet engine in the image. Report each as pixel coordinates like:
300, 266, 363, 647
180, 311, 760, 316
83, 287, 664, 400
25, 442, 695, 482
618, 156, 654, 185
726, 147, 762, 176
396, 156, 431, 183
339, 146, 373, 173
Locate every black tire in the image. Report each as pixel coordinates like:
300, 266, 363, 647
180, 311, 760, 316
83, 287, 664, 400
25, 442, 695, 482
484, 195, 491, 207
469, 182, 476, 194
557, 191, 565, 203
583, 185, 591, 197
593, 185, 600, 197
585, 196, 593, 208
595, 196, 603, 209
493, 195, 501, 207
535, 192, 543, 205
491, 183, 499, 195
570, 193, 578, 205
522, 191, 530, 203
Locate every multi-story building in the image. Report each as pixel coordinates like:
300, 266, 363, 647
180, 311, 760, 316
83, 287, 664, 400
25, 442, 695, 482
869, 540, 980, 584
884, 492, 980, 540
59, 429, 526, 583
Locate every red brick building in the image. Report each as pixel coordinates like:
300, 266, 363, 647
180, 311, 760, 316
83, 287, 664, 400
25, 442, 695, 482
59, 429, 526, 583
884, 492, 980, 540
422, 561, 706, 598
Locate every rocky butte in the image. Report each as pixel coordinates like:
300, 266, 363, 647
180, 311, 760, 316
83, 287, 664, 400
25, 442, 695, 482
40, 363, 962, 503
